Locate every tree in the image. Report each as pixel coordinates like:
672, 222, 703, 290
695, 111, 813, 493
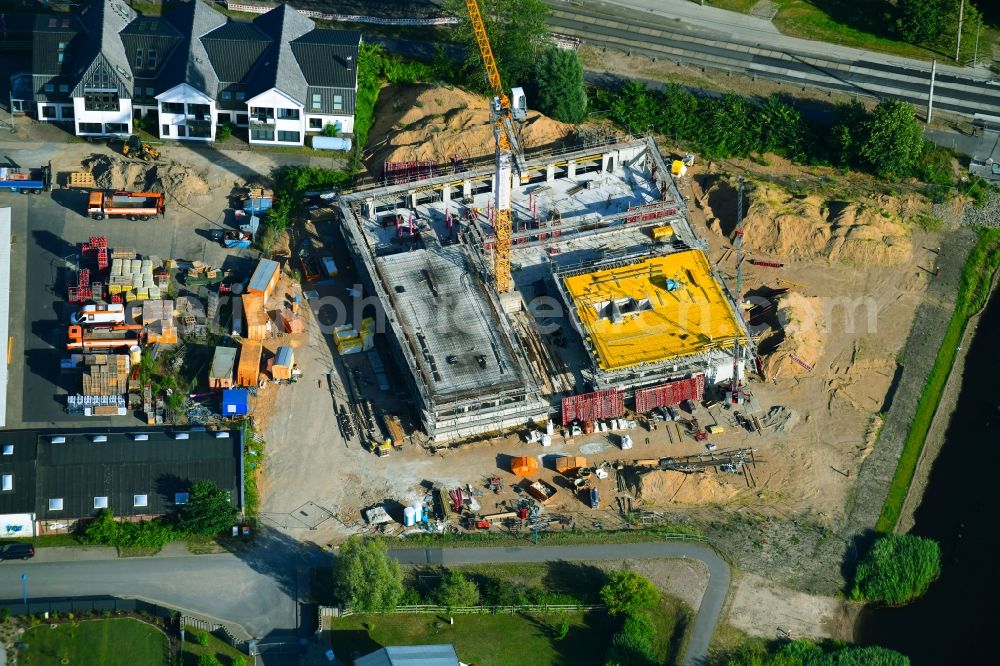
532, 46, 587, 123
84, 509, 120, 545
895, 0, 954, 43
696, 94, 761, 158
196, 655, 221, 666
444, 0, 551, 93
758, 96, 807, 161
333, 536, 403, 612
859, 99, 925, 179
321, 123, 340, 137
178, 480, 237, 537
434, 570, 480, 608
605, 611, 657, 666
599, 570, 659, 617
852, 533, 941, 604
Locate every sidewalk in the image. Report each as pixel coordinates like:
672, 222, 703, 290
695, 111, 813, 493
31, 540, 216, 563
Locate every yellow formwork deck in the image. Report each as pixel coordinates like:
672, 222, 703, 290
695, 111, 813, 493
563, 250, 742, 371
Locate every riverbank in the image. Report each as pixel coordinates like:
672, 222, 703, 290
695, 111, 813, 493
896, 261, 1000, 532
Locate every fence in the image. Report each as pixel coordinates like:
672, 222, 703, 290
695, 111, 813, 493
326, 602, 605, 620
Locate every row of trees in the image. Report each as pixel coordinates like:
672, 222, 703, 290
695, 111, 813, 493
594, 82, 931, 180
85, 480, 237, 549
895, 0, 983, 47
852, 533, 942, 605
600, 571, 662, 666
725, 639, 909, 666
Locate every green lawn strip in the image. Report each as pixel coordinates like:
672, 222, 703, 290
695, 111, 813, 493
181, 626, 247, 666
379, 524, 702, 549
19, 618, 167, 666
704, 0, 758, 12
329, 611, 615, 666
876, 229, 1000, 532
654, 594, 695, 666
6, 534, 84, 548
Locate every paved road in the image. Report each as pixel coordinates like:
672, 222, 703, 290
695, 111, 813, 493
550, 0, 1000, 118
392, 542, 730, 666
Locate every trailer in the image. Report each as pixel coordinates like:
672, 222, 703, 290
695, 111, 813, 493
87, 190, 165, 220
0, 162, 52, 193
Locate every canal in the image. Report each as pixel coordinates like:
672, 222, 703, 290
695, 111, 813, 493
856, 286, 1000, 662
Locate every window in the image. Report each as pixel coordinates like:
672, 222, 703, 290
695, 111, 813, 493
188, 123, 210, 138
236, 114, 248, 125
1, 474, 11, 491
145, 87, 154, 96
175, 492, 189, 505
78, 123, 101, 133
250, 128, 274, 141
58, 41, 67, 50
162, 124, 169, 135
59, 106, 73, 119
235, 92, 245, 101
333, 95, 343, 111
161, 102, 184, 114
59, 84, 68, 93
49, 498, 64, 511
222, 91, 231, 101
217, 112, 231, 124
177, 125, 187, 137
277, 130, 300, 143
44, 83, 54, 93
277, 108, 299, 120
188, 103, 210, 119
146, 49, 157, 70
250, 107, 274, 121
105, 123, 128, 134
309, 117, 322, 130
57, 53, 64, 64
311, 93, 321, 110
135, 48, 143, 68
94, 496, 108, 509
2, 444, 12, 455
84, 93, 119, 111
42, 106, 56, 119
133, 494, 148, 508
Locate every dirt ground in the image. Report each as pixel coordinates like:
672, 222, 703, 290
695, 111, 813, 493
725, 572, 860, 641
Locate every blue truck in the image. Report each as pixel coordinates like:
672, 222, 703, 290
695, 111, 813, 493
0, 161, 51, 193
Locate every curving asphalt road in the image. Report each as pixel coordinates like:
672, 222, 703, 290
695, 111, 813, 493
391, 542, 730, 666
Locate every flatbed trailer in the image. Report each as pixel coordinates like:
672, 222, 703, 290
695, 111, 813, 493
0, 162, 52, 193
88, 190, 165, 220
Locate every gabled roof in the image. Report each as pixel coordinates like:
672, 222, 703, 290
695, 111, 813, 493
201, 21, 271, 83
158, 0, 227, 96
291, 30, 361, 88
72, 0, 136, 91
32, 14, 84, 76
246, 4, 313, 101
354, 645, 461, 666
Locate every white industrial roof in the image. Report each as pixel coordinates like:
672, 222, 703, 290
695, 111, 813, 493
0, 208, 10, 427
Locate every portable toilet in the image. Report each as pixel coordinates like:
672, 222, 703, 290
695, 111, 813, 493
222, 389, 250, 416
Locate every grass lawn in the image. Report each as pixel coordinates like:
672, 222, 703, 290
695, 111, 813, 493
705, 0, 759, 12
329, 611, 615, 665
181, 626, 247, 666
19, 618, 166, 666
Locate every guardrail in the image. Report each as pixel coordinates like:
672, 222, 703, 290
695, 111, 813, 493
225, 1, 459, 26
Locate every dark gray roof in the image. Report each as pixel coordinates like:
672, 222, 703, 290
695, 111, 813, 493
0, 428, 242, 521
291, 30, 360, 88
354, 645, 461, 666
70, 0, 136, 94
158, 0, 227, 96
247, 4, 314, 101
31, 15, 83, 77
202, 21, 271, 84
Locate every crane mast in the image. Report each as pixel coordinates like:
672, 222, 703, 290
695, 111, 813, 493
465, 0, 518, 294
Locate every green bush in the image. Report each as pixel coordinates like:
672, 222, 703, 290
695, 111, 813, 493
178, 480, 237, 537
334, 536, 403, 612
321, 124, 340, 138
196, 630, 210, 646
434, 570, 480, 608
215, 122, 234, 142
605, 611, 656, 666
726, 637, 909, 666
599, 570, 659, 617
196, 654, 220, 666
232, 657, 246, 666
852, 534, 941, 604
554, 615, 569, 640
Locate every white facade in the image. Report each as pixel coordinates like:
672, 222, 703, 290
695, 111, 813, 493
71, 96, 133, 136
246, 88, 305, 146
305, 113, 354, 136
0, 513, 37, 538
155, 84, 217, 142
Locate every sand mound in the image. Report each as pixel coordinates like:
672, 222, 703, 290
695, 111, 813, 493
732, 184, 913, 266
367, 84, 575, 171
636, 470, 738, 505
81, 154, 210, 205
762, 291, 825, 379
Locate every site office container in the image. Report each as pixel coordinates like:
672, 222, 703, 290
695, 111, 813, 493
247, 258, 280, 304
88, 190, 165, 220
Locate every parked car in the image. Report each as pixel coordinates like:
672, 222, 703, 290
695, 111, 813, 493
0, 543, 35, 560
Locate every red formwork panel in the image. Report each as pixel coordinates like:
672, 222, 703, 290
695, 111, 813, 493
561, 388, 624, 426
634, 374, 706, 413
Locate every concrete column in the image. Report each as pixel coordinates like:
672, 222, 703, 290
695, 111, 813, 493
462, 179, 472, 199
408, 191, 418, 209
568, 160, 576, 179
602, 152, 615, 173
364, 198, 375, 218
442, 185, 451, 206
546, 164, 555, 183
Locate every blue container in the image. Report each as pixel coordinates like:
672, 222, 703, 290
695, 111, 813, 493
222, 389, 249, 416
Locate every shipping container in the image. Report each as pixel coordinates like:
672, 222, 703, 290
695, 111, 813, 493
236, 340, 263, 386
242, 293, 268, 340
271, 345, 295, 380
247, 258, 280, 303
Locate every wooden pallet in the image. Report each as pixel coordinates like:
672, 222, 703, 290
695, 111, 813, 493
68, 172, 96, 189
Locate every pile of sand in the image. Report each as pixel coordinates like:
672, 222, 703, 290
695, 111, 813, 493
635, 470, 739, 505
761, 291, 825, 379
721, 183, 914, 266
367, 84, 575, 171
81, 154, 210, 205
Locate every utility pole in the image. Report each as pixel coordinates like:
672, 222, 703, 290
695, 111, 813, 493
955, 0, 964, 63
927, 59, 937, 124
973, 16, 982, 67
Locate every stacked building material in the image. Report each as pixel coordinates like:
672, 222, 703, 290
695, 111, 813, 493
333, 324, 362, 355
278, 310, 304, 334
81, 353, 131, 396
108, 256, 158, 301
141, 299, 177, 344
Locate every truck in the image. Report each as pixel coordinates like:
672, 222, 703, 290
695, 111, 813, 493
70, 303, 126, 326
87, 190, 165, 220
66, 324, 141, 350
0, 162, 52, 193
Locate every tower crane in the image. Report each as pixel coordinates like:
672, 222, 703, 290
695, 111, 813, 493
464, 0, 527, 294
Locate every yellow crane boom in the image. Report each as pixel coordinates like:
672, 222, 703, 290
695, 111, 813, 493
465, 0, 515, 293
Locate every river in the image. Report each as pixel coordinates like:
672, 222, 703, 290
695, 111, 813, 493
855, 286, 1000, 663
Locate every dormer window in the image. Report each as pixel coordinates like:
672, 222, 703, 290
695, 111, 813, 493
135, 48, 143, 69
146, 49, 157, 70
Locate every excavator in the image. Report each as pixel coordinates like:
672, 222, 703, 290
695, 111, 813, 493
463, 0, 527, 294
121, 134, 159, 161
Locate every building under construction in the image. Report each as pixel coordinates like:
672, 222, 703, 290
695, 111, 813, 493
335, 136, 750, 441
